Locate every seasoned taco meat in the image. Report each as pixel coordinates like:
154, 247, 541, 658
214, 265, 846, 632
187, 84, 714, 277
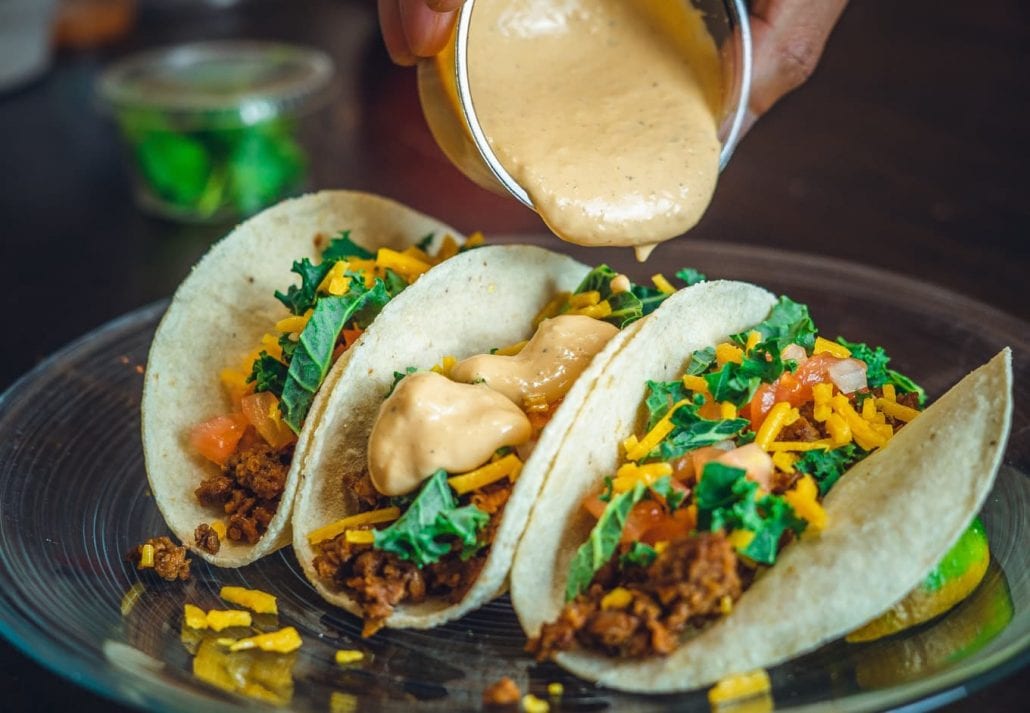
529, 532, 742, 660
194, 440, 292, 545
313, 480, 513, 636
131, 536, 191, 581
194, 523, 221, 554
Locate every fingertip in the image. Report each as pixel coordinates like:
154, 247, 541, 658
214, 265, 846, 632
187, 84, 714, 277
379, 0, 418, 66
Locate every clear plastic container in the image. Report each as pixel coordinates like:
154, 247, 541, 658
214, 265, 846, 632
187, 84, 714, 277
99, 41, 334, 223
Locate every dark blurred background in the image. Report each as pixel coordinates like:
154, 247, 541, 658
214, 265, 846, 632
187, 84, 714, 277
0, 0, 1026, 710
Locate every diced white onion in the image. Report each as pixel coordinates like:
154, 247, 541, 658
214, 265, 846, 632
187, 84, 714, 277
827, 358, 868, 394
781, 343, 808, 364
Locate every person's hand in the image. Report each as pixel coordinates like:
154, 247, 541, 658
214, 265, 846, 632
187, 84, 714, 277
377, 0, 463, 66
747, 0, 848, 128
377, 0, 849, 126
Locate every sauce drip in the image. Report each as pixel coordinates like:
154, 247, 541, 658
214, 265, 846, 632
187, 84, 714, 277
368, 372, 531, 496
450, 315, 618, 406
468, 0, 723, 254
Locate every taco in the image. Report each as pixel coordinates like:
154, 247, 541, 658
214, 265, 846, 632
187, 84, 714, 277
142, 191, 470, 567
292, 247, 699, 634
510, 279, 1011, 692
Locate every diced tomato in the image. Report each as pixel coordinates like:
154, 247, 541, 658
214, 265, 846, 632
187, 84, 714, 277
716, 443, 774, 490
640, 507, 697, 544
690, 446, 726, 480
747, 353, 844, 430
240, 392, 296, 449
622, 500, 667, 543
342, 328, 363, 348
190, 413, 248, 466
581, 493, 607, 520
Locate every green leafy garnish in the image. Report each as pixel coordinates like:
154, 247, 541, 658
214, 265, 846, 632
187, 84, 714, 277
733, 296, 817, 354
619, 542, 658, 569
322, 231, 373, 261
795, 444, 862, 494
701, 338, 795, 408
685, 346, 716, 375
649, 475, 686, 510
695, 462, 805, 565
654, 415, 750, 462
373, 470, 489, 567
248, 352, 288, 396
274, 257, 332, 316
835, 338, 926, 406
643, 379, 689, 429
571, 265, 646, 329
675, 267, 707, 286
388, 367, 419, 396
630, 284, 667, 316
279, 279, 390, 432
565, 482, 647, 600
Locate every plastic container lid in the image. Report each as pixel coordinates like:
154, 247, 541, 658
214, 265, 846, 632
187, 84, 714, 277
98, 40, 335, 127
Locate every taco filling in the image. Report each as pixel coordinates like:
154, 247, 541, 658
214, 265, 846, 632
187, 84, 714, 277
529, 295, 929, 660
188, 231, 480, 552
307, 266, 700, 635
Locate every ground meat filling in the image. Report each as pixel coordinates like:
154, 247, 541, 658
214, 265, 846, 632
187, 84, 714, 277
312, 479, 513, 637
131, 536, 191, 581
194, 523, 220, 554
529, 532, 743, 660
195, 440, 292, 545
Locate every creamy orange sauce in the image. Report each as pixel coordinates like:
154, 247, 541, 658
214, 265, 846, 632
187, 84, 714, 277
467, 0, 723, 256
368, 372, 531, 496
451, 315, 618, 405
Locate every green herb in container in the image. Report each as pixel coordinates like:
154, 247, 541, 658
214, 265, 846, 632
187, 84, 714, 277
99, 41, 334, 223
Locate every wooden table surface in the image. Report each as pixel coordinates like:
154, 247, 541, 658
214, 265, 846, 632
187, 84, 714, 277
0, 0, 1025, 710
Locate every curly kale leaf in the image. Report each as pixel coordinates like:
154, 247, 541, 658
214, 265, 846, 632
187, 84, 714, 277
373, 470, 489, 567
733, 296, 817, 354
565, 482, 646, 600
247, 352, 288, 396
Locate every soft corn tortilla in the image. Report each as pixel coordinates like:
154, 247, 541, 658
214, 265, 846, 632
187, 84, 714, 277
292, 244, 644, 629
142, 191, 462, 567
510, 281, 1012, 693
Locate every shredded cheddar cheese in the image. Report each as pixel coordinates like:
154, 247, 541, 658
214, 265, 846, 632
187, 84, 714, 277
431, 355, 457, 377
728, 529, 755, 552
183, 604, 208, 630
611, 461, 673, 492
877, 398, 919, 423
771, 451, 797, 474
547, 682, 564, 698
745, 330, 762, 352
784, 475, 827, 531
882, 383, 897, 402
522, 694, 550, 713
625, 399, 689, 461
651, 273, 676, 295
569, 300, 612, 319
220, 586, 278, 615
344, 530, 376, 545
376, 247, 431, 281
814, 336, 851, 358
230, 626, 302, 654
720, 401, 738, 420
210, 520, 227, 540
601, 587, 634, 610
448, 453, 524, 494
708, 670, 771, 705
435, 234, 460, 261
533, 292, 571, 326
832, 395, 888, 450
716, 342, 744, 365
681, 374, 710, 396
139, 543, 155, 569
206, 609, 253, 631
756, 402, 793, 450
767, 439, 833, 452
568, 291, 600, 309
825, 413, 852, 445
464, 231, 485, 248
307, 507, 401, 545
334, 650, 365, 666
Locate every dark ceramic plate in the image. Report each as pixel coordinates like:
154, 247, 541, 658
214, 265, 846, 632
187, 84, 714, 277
0, 238, 1026, 712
